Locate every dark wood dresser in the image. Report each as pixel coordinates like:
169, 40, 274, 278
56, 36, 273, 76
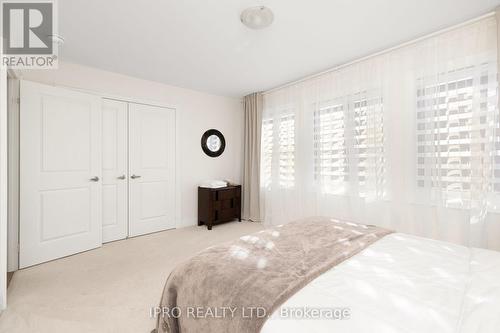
198, 185, 241, 230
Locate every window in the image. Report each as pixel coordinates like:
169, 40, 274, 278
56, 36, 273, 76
261, 118, 273, 189
313, 102, 348, 187
260, 113, 295, 189
313, 92, 384, 196
353, 94, 385, 195
416, 65, 500, 200
278, 114, 295, 188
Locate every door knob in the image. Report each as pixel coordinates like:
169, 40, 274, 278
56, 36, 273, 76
117, 175, 126, 180
131, 174, 141, 179
89, 176, 100, 182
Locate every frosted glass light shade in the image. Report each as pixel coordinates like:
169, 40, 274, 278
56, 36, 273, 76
240, 6, 274, 30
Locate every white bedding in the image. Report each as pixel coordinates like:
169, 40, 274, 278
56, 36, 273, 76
261, 233, 500, 333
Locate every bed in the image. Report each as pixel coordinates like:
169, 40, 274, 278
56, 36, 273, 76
155, 217, 500, 333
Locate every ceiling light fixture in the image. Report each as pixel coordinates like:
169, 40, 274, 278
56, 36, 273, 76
240, 6, 274, 30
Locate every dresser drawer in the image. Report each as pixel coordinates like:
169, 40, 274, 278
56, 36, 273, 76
221, 199, 233, 210
217, 208, 236, 222
217, 188, 235, 201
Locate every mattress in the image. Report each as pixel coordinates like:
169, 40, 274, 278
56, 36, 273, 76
261, 233, 500, 333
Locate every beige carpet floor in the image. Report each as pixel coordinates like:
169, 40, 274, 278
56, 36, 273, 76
0, 222, 264, 333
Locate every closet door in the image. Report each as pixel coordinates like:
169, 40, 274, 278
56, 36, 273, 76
128, 103, 175, 237
20, 81, 102, 268
102, 99, 128, 242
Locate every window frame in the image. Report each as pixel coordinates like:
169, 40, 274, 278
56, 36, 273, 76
312, 91, 385, 197
415, 64, 500, 208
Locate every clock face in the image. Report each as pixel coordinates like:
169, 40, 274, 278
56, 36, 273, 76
201, 129, 225, 157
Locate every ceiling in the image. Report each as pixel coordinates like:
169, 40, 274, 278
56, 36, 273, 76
59, 0, 500, 97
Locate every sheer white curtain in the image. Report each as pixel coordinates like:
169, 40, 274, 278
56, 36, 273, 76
261, 16, 500, 250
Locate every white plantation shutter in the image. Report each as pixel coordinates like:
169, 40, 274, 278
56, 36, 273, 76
278, 114, 295, 188
312, 93, 384, 196
352, 94, 385, 197
261, 118, 274, 189
416, 64, 500, 205
313, 102, 348, 190
260, 114, 295, 190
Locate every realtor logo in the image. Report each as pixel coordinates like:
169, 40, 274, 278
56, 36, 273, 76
1, 0, 57, 68
3, 2, 53, 54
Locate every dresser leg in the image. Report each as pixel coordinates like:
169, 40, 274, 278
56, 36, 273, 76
207, 224, 212, 230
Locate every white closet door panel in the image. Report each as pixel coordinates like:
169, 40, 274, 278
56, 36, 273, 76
20, 81, 102, 268
129, 103, 175, 237
102, 99, 128, 243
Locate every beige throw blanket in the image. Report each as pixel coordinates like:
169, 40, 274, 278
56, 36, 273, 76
156, 217, 392, 333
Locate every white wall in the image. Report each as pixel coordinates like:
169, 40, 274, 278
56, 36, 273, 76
19, 62, 244, 228
0, 65, 8, 308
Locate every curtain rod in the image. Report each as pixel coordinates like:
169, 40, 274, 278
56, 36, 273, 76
263, 11, 496, 95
